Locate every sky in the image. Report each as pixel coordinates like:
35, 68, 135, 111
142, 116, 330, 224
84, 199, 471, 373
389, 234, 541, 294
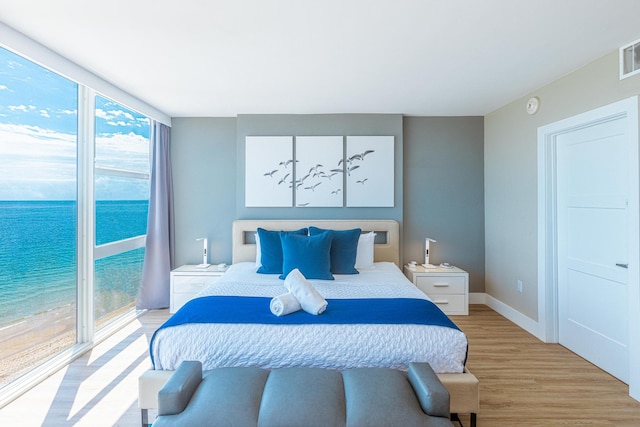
0, 46, 150, 200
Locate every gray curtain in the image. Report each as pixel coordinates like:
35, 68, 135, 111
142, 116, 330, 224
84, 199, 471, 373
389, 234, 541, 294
137, 121, 174, 309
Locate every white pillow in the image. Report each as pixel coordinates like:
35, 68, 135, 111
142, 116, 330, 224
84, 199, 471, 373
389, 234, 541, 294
255, 232, 261, 267
354, 232, 376, 270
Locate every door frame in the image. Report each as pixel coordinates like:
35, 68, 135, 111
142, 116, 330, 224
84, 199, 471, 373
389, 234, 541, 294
537, 96, 640, 401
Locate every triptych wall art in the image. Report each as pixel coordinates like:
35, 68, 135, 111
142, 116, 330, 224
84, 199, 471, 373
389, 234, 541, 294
245, 135, 394, 208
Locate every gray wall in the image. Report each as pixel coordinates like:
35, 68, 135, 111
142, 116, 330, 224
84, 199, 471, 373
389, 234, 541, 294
403, 117, 485, 292
485, 50, 640, 320
171, 118, 237, 266
171, 114, 485, 290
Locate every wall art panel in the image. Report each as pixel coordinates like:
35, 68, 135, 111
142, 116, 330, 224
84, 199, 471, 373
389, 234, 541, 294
245, 136, 293, 207
346, 135, 394, 207
295, 136, 344, 207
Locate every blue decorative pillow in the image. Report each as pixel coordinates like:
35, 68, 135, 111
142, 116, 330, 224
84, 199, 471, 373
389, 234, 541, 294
309, 226, 361, 274
279, 231, 334, 280
256, 227, 308, 274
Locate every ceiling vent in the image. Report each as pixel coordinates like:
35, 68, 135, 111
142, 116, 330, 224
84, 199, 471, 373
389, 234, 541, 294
620, 38, 640, 80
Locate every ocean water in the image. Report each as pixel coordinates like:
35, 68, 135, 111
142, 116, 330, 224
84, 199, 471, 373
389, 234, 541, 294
0, 200, 148, 326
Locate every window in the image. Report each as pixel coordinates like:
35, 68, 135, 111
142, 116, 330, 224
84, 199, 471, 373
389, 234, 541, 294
0, 47, 78, 386
94, 96, 150, 328
0, 47, 152, 391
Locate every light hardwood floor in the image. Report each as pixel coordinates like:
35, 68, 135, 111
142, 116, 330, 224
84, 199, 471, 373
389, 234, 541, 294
0, 305, 639, 426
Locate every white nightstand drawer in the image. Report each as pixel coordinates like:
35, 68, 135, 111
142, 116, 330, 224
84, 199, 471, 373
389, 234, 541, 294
170, 265, 229, 313
416, 275, 466, 294
172, 292, 199, 312
429, 294, 467, 314
172, 275, 220, 293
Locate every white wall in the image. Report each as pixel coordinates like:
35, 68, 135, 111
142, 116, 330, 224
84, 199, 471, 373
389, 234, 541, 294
485, 50, 640, 322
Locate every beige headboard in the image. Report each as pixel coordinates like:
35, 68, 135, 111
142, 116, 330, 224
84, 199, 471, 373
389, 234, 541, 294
232, 219, 400, 266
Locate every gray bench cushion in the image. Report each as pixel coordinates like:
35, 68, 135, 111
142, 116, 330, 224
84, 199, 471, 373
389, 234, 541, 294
153, 362, 453, 427
156, 367, 269, 426
343, 368, 449, 427
258, 368, 345, 427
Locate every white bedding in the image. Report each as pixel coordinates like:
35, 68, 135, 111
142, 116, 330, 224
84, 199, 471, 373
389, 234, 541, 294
151, 262, 468, 373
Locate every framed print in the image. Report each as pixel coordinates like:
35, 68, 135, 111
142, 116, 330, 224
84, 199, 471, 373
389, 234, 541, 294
345, 136, 394, 207
295, 136, 343, 207
245, 136, 294, 207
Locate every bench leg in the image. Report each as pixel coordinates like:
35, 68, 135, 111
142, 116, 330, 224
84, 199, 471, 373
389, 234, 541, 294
141, 408, 149, 427
450, 412, 477, 427
451, 413, 461, 426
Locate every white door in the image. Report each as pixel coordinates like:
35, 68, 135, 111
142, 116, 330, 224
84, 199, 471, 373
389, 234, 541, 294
556, 116, 629, 382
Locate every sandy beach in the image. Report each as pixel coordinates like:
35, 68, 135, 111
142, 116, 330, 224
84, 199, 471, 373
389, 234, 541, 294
0, 302, 136, 386
0, 304, 75, 386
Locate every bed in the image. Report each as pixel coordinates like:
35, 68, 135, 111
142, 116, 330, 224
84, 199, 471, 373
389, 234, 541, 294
139, 220, 477, 426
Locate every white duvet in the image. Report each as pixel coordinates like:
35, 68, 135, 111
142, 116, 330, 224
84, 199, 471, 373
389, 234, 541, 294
151, 262, 468, 373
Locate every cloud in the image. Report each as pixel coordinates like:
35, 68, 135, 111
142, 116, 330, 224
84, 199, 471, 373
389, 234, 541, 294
107, 120, 127, 127
95, 108, 110, 120
0, 85, 7, 90
40, 109, 50, 118
8, 104, 38, 113
96, 107, 140, 128
8, 105, 30, 112
0, 123, 149, 200
95, 132, 150, 174
0, 123, 76, 199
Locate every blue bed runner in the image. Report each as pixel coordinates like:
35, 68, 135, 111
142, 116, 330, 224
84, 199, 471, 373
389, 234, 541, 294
150, 296, 461, 364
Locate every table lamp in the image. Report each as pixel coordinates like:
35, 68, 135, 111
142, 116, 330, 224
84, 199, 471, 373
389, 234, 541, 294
423, 237, 437, 268
196, 237, 210, 269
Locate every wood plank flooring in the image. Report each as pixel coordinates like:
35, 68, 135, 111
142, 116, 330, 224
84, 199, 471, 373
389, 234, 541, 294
451, 305, 640, 427
0, 305, 639, 426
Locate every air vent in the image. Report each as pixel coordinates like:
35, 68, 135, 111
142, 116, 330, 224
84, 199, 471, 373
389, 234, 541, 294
620, 38, 640, 80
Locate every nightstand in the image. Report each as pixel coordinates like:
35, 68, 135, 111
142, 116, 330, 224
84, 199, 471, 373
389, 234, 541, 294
403, 265, 469, 315
170, 264, 229, 313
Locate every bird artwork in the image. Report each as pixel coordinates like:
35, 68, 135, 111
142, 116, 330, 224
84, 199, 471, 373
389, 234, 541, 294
278, 173, 290, 185
304, 182, 322, 191
279, 159, 296, 168
248, 134, 390, 208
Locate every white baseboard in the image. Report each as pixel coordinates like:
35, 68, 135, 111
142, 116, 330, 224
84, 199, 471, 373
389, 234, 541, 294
469, 292, 486, 305
473, 293, 544, 341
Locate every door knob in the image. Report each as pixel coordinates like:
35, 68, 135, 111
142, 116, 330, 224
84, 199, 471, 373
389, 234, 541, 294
616, 263, 629, 269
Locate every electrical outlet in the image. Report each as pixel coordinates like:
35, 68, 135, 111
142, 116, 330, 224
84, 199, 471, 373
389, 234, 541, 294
517, 279, 523, 293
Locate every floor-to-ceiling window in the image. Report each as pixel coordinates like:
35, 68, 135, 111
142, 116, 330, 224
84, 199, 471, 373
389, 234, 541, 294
94, 96, 149, 329
0, 47, 78, 387
0, 46, 150, 390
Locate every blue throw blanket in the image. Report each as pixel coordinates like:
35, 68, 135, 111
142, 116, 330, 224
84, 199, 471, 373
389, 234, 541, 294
150, 296, 461, 364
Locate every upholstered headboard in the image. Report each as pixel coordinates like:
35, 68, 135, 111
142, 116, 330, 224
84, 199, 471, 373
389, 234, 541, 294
231, 219, 400, 266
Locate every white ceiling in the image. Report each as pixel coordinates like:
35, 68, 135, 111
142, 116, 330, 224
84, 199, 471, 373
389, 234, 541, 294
1, 0, 639, 118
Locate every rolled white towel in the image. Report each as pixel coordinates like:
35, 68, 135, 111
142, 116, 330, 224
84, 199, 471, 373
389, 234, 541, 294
270, 293, 302, 316
283, 268, 328, 315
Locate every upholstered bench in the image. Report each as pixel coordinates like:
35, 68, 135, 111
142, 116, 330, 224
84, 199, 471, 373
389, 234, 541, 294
139, 367, 479, 427
150, 361, 453, 427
